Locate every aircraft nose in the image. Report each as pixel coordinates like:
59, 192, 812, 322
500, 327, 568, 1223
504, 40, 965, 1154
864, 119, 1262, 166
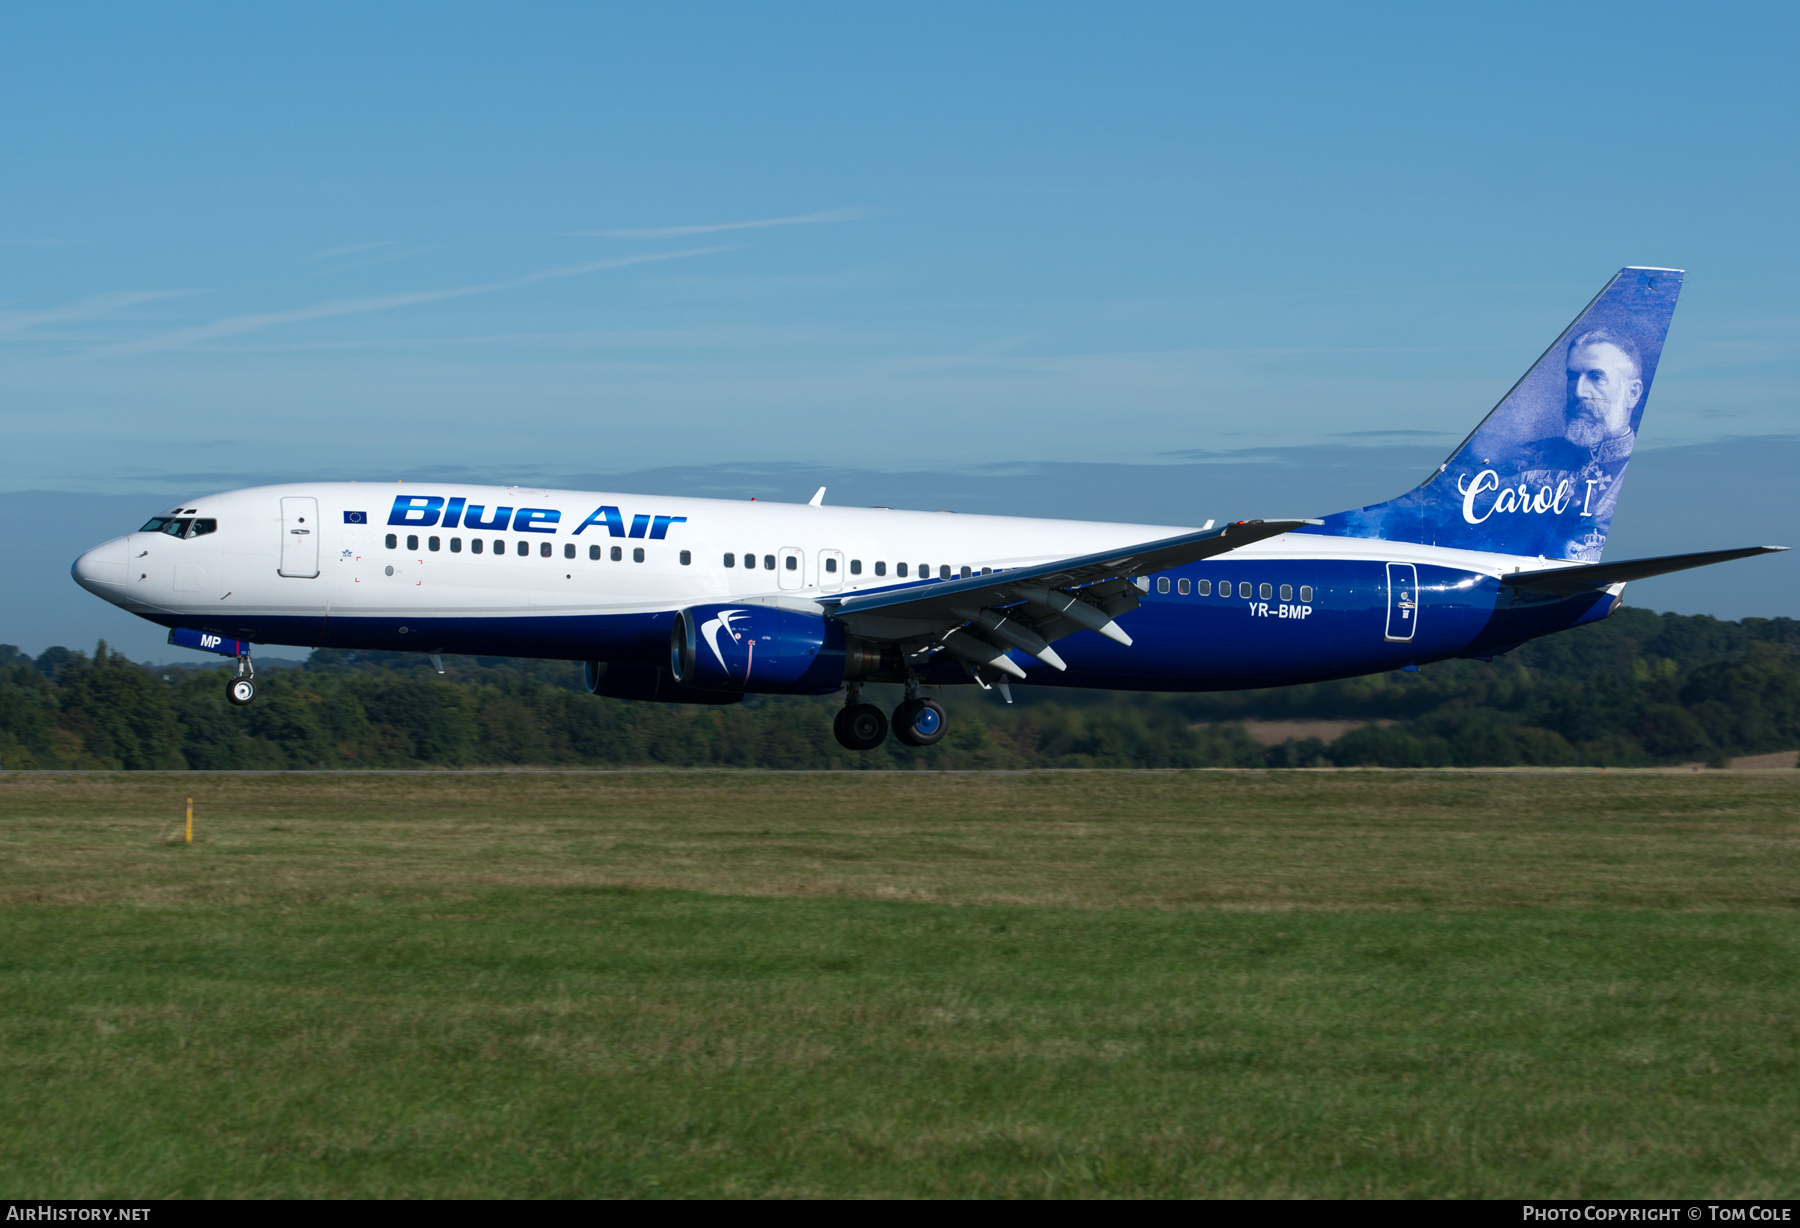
72, 536, 129, 593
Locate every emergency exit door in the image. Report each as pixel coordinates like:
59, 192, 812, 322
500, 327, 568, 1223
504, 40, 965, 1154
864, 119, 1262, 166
1384, 562, 1418, 642
279, 497, 320, 578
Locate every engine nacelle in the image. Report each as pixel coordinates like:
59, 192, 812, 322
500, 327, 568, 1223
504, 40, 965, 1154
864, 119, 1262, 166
671, 604, 853, 695
583, 660, 744, 705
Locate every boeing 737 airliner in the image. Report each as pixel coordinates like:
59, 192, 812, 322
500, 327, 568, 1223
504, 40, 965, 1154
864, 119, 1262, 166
70, 268, 1784, 750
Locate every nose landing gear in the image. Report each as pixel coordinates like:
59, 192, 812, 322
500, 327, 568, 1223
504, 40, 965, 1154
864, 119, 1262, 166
225, 649, 257, 706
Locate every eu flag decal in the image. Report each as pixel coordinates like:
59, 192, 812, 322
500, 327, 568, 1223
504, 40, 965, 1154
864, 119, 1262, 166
344, 510, 368, 524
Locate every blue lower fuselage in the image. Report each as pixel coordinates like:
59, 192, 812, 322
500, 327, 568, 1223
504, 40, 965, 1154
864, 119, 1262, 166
126, 557, 1612, 692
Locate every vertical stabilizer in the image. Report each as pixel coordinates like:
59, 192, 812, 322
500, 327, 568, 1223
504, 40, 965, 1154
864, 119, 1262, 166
1308, 267, 1683, 560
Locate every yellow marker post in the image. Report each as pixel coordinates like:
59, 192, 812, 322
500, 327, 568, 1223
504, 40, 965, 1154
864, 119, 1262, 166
186, 798, 193, 844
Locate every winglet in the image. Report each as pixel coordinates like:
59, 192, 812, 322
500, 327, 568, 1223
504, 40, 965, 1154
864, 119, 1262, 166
809, 487, 826, 507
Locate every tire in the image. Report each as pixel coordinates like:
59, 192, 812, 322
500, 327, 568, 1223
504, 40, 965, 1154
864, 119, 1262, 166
834, 703, 889, 751
226, 677, 257, 706
891, 697, 947, 747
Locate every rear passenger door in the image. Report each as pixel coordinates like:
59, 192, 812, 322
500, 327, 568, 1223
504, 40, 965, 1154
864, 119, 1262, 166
279, 497, 320, 578
1384, 562, 1417, 642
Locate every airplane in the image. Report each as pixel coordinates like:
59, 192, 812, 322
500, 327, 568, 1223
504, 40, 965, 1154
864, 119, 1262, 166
70, 267, 1785, 752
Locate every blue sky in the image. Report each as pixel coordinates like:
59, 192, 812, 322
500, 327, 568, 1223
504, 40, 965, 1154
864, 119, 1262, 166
3, 3, 1798, 656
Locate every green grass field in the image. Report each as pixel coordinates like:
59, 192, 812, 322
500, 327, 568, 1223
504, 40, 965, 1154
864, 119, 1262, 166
3, 770, 1798, 1198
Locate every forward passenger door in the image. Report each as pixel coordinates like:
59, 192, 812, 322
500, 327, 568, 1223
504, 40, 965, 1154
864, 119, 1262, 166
279, 497, 320, 578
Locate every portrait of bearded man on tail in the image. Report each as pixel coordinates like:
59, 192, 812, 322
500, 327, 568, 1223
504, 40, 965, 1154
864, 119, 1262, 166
1518, 327, 1645, 562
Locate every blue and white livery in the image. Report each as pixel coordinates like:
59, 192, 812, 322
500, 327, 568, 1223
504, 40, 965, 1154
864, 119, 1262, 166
70, 268, 1786, 749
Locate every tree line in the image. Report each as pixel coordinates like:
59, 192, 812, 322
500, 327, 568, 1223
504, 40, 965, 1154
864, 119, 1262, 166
2, 605, 1798, 770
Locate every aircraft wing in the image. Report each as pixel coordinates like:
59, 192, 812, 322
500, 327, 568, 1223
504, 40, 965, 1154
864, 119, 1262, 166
820, 519, 1315, 680
1504, 546, 1789, 594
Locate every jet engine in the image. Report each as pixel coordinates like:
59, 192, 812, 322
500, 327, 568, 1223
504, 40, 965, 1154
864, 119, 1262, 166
671, 604, 880, 694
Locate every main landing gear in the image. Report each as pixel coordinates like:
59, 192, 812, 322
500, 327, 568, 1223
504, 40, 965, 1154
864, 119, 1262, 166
225, 650, 257, 706
833, 702, 888, 751
891, 696, 947, 747
832, 681, 949, 751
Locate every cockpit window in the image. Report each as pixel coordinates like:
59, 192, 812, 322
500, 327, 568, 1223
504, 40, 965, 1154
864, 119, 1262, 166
139, 517, 217, 539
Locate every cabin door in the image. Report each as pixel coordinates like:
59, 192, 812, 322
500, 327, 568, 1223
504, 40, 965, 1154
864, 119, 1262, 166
1384, 562, 1418, 642
279, 497, 321, 578
778, 547, 804, 591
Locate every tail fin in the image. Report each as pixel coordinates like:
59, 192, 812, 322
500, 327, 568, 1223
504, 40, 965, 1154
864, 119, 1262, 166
1310, 267, 1683, 561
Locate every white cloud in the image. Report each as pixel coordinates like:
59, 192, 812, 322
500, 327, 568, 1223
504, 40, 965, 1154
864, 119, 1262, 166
579, 208, 865, 239
0, 290, 195, 337
309, 242, 393, 260
84, 247, 732, 357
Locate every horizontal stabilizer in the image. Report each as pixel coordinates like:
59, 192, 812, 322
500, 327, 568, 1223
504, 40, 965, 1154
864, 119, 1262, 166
1505, 546, 1787, 594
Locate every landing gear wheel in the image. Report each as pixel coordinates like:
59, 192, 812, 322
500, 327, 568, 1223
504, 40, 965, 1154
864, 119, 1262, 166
226, 677, 257, 706
891, 697, 947, 747
834, 703, 889, 751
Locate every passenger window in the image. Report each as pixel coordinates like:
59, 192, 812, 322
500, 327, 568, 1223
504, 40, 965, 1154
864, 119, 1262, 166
724, 553, 736, 568
1280, 584, 1292, 602
451, 537, 462, 553
611, 546, 622, 562
763, 555, 775, 570
1239, 582, 1252, 598
680, 550, 691, 566
1197, 579, 1210, 595
589, 545, 600, 560
1177, 578, 1190, 595
429, 536, 440, 552
850, 560, 861, 575
493, 539, 504, 554
564, 543, 575, 559
634, 547, 645, 563
1300, 585, 1313, 602
1155, 577, 1168, 593
981, 567, 992, 575
825, 557, 837, 573
897, 563, 908, 578
1259, 582, 1272, 600
385, 533, 397, 549
407, 534, 419, 551
960, 566, 971, 579
875, 561, 886, 576
537, 542, 549, 558
517, 541, 528, 557
785, 555, 797, 571
471, 539, 483, 554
